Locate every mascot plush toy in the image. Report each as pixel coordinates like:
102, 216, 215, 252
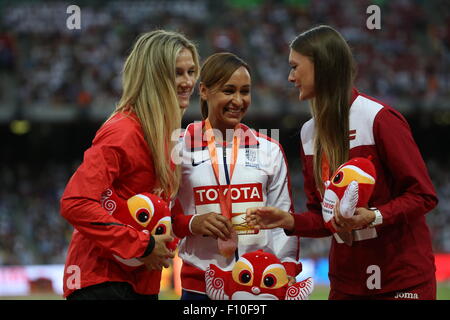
321, 157, 376, 243
205, 250, 313, 300
100, 189, 177, 268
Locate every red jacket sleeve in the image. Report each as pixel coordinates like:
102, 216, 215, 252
289, 144, 332, 238
60, 127, 151, 260
373, 108, 438, 226
282, 261, 302, 278
171, 198, 194, 238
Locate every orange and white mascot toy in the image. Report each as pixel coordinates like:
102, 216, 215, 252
321, 157, 376, 239
100, 190, 177, 268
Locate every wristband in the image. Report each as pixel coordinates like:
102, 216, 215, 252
369, 208, 383, 227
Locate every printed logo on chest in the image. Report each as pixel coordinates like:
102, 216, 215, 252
193, 183, 263, 205
245, 149, 260, 169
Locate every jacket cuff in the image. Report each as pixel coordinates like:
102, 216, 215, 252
283, 213, 298, 236
139, 235, 155, 258
172, 214, 194, 238
188, 215, 195, 235
283, 261, 302, 277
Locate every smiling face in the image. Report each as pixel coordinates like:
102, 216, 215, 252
200, 66, 251, 135
288, 49, 315, 101
175, 48, 197, 109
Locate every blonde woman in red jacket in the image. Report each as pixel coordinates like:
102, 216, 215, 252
246, 25, 438, 300
60, 30, 199, 300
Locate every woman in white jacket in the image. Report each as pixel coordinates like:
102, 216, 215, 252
172, 52, 300, 300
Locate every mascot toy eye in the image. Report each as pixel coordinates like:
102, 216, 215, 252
205, 250, 313, 300
100, 190, 178, 268
321, 157, 376, 234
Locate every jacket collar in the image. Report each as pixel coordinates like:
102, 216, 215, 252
350, 87, 359, 105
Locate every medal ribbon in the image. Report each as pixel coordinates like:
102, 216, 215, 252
204, 119, 240, 220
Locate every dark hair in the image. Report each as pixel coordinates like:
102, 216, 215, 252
291, 25, 356, 194
199, 52, 251, 119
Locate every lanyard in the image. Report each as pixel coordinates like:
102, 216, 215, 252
204, 119, 240, 220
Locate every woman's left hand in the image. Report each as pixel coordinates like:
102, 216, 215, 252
332, 200, 376, 232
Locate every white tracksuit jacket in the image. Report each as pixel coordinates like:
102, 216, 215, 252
172, 120, 300, 294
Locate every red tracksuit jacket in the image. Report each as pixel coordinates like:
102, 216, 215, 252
291, 89, 438, 295
60, 111, 161, 297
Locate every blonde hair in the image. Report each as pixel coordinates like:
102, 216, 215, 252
110, 30, 199, 198
291, 25, 355, 195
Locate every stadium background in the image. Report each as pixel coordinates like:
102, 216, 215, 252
0, 0, 449, 299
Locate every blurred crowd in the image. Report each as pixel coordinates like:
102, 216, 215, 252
0, 162, 74, 265
1, 157, 449, 265
0, 0, 449, 116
